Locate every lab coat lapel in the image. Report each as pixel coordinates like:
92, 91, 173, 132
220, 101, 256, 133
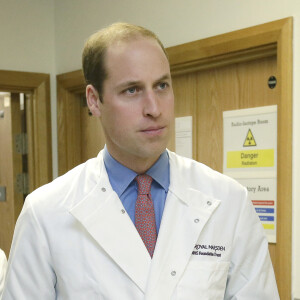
145, 153, 221, 299
70, 157, 151, 293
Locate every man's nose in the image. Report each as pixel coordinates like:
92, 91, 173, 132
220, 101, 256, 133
143, 91, 161, 118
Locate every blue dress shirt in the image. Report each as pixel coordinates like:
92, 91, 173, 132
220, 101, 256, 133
103, 147, 170, 234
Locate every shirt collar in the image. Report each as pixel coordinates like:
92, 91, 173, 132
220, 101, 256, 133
146, 151, 169, 192
103, 146, 169, 197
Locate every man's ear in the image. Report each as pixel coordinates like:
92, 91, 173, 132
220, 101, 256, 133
86, 84, 102, 117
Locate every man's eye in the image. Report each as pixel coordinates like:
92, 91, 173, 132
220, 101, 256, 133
158, 82, 168, 90
125, 86, 141, 95
127, 87, 136, 94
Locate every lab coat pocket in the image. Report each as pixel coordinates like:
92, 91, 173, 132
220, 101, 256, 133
177, 261, 230, 300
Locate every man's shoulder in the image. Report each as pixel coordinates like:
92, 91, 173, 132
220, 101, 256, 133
168, 150, 245, 198
0, 249, 6, 262
26, 155, 102, 211
168, 150, 229, 180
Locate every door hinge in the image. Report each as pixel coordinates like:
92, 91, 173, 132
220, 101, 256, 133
80, 94, 87, 107
0, 186, 6, 202
15, 133, 28, 155
16, 173, 29, 195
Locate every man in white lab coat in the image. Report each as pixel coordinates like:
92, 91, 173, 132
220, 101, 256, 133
2, 23, 279, 299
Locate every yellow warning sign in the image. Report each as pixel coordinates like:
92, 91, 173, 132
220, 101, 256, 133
243, 129, 256, 147
263, 224, 275, 230
227, 149, 274, 168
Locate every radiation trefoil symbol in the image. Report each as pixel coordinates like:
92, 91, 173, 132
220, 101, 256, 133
243, 129, 257, 147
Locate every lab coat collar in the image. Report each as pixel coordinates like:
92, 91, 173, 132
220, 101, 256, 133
70, 151, 151, 293
70, 150, 221, 297
145, 151, 221, 299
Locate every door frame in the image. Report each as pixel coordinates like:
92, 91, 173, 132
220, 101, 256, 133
56, 18, 292, 298
0, 69, 53, 192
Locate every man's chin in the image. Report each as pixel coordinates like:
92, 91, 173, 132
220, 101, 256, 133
138, 145, 167, 160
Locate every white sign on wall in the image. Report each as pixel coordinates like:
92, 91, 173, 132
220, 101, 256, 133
175, 116, 193, 159
223, 105, 277, 243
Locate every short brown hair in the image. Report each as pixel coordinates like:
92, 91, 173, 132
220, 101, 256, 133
82, 22, 167, 98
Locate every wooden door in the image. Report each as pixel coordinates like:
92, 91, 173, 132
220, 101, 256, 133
0, 69, 53, 256
0, 93, 24, 256
171, 56, 277, 169
80, 97, 105, 162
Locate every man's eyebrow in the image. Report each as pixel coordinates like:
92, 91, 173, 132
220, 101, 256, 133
116, 80, 142, 90
116, 74, 171, 90
154, 74, 172, 83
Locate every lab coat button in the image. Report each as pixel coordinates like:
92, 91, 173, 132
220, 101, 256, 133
207, 200, 212, 206
101, 187, 106, 192
121, 209, 125, 214
171, 271, 176, 276
194, 218, 199, 223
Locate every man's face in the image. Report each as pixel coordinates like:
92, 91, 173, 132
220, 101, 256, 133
97, 37, 174, 170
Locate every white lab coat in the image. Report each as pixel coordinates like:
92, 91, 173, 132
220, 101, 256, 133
0, 249, 7, 298
2, 150, 279, 299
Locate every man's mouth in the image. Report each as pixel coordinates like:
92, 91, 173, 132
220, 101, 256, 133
141, 126, 165, 136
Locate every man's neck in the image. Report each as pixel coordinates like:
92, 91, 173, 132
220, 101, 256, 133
106, 148, 162, 174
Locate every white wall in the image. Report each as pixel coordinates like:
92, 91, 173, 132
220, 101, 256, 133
1, 0, 299, 297
0, 0, 58, 178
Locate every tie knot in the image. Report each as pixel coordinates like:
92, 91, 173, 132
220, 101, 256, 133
136, 174, 152, 195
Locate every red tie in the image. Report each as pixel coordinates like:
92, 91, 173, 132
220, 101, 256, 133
135, 174, 157, 258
